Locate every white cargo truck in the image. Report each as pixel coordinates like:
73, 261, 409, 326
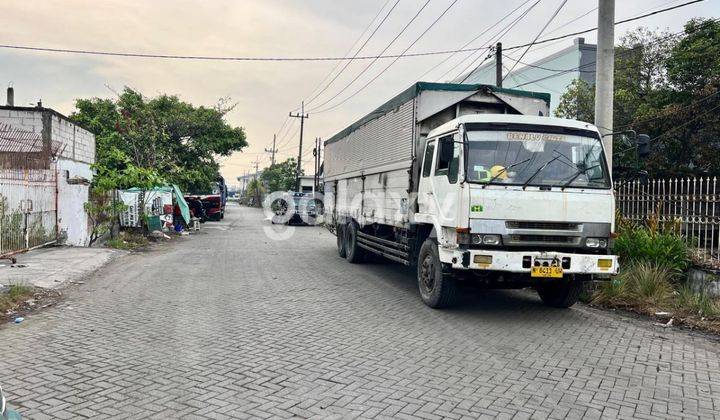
323, 82, 618, 308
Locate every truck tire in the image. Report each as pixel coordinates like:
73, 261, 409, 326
417, 239, 458, 308
336, 224, 347, 258
536, 277, 583, 308
345, 222, 366, 263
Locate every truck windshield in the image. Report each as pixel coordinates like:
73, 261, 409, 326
466, 130, 610, 189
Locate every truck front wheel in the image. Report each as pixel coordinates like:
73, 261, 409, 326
417, 239, 458, 308
536, 277, 583, 308
345, 223, 366, 263
336, 224, 347, 258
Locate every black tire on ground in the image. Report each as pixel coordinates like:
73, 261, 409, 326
536, 276, 584, 308
344, 222, 366, 264
336, 224, 347, 259
417, 239, 458, 308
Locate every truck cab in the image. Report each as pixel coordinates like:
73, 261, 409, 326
413, 114, 618, 307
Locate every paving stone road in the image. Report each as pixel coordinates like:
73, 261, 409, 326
1, 204, 719, 419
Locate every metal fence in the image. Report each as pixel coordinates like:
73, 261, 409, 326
0, 123, 58, 260
615, 177, 719, 265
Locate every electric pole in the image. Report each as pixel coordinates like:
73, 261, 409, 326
495, 42, 503, 88
264, 134, 277, 166
313, 138, 319, 193
252, 157, 262, 206
289, 101, 309, 191
242, 170, 247, 195
595, 0, 615, 170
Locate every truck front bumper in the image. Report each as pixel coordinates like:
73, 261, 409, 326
445, 248, 619, 276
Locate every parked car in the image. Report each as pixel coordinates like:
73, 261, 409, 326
1, 385, 21, 420
271, 192, 322, 225
185, 194, 224, 221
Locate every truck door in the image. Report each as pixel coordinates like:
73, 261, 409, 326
431, 134, 461, 227
417, 139, 436, 215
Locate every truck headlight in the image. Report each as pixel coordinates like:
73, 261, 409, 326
470, 234, 501, 245
586, 237, 608, 248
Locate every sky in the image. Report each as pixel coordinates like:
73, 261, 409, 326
0, 0, 717, 188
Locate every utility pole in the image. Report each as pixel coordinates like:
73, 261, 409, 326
595, 0, 615, 170
264, 134, 277, 166
289, 101, 309, 192
495, 42, 503, 88
252, 157, 262, 207
313, 138, 319, 193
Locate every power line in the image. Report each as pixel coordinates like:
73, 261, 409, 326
415, 0, 534, 81
502, 0, 569, 82
455, 0, 541, 83
306, 0, 434, 113
506, 19, 716, 89
544, 6, 597, 36
312, 0, 461, 114
0, 0, 704, 63
504, 0, 705, 52
303, 0, 401, 108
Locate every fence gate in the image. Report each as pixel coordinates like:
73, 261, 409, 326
0, 123, 58, 260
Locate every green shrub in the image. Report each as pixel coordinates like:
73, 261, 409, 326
612, 228, 689, 273
592, 263, 674, 309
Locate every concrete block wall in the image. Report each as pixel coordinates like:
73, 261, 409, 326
0, 108, 44, 134
51, 114, 95, 164
0, 107, 95, 164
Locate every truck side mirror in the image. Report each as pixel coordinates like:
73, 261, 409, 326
636, 134, 650, 159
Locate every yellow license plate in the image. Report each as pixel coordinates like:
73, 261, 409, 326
531, 266, 564, 278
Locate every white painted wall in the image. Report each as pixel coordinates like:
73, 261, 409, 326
56, 158, 93, 246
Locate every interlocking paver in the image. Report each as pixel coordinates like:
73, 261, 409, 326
1, 205, 720, 419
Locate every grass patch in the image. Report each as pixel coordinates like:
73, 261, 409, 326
0, 283, 35, 313
592, 263, 674, 311
591, 263, 720, 333
106, 231, 149, 250
675, 285, 719, 318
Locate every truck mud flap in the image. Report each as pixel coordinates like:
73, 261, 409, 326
356, 231, 410, 266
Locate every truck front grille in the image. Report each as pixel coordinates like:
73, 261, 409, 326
506, 221, 581, 231
508, 235, 581, 245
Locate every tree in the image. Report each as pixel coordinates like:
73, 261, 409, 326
245, 178, 265, 207
554, 19, 720, 177
554, 79, 595, 122
260, 158, 303, 192
71, 88, 247, 193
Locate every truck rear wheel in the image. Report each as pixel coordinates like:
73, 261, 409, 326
536, 277, 583, 308
345, 223, 366, 263
336, 224, 347, 258
417, 239, 457, 308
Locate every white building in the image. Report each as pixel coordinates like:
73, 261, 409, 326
458, 38, 597, 113
0, 90, 96, 250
